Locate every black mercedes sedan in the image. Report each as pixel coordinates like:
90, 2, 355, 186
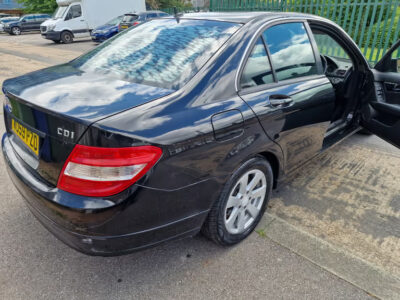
2, 12, 400, 256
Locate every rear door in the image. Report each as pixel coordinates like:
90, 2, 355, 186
238, 22, 336, 172
361, 40, 400, 147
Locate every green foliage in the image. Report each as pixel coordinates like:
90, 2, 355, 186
156, 0, 192, 9
17, 0, 57, 14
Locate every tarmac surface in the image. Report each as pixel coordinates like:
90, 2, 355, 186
0, 32, 399, 299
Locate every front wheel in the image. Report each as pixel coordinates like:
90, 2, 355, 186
11, 27, 21, 35
202, 156, 273, 246
61, 31, 73, 44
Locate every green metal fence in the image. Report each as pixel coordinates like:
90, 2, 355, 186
209, 0, 400, 64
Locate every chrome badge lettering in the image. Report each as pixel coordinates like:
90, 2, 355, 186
57, 128, 75, 140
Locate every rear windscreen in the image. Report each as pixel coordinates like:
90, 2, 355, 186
122, 15, 139, 22
72, 19, 241, 90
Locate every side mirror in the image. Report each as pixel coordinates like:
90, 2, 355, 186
376, 41, 400, 73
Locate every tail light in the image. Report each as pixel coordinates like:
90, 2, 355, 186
133, 21, 141, 26
57, 145, 162, 197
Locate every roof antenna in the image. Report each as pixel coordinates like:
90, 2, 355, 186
173, 7, 182, 23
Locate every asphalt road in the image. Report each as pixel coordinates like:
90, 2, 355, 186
0, 33, 399, 299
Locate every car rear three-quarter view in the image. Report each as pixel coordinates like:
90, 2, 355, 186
4, 12, 398, 256
2, 15, 258, 255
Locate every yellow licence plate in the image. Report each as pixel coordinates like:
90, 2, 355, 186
12, 119, 39, 156
121, 25, 128, 29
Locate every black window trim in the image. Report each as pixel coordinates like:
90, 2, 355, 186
238, 19, 323, 94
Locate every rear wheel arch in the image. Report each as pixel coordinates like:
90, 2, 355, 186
258, 151, 280, 189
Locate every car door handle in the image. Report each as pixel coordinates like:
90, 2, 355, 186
385, 82, 400, 92
269, 95, 293, 107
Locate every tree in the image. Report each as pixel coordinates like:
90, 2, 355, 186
17, 0, 57, 13
156, 0, 192, 9
146, 0, 160, 9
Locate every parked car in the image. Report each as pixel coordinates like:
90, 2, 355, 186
41, 0, 146, 44
0, 17, 19, 32
91, 15, 124, 43
118, 11, 169, 31
3, 14, 51, 35
0, 13, 12, 18
2, 12, 400, 256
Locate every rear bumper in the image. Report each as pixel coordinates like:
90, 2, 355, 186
2, 134, 218, 256
41, 31, 61, 41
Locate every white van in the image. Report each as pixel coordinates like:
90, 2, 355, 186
41, 0, 146, 43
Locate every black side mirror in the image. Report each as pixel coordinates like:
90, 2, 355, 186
375, 40, 400, 73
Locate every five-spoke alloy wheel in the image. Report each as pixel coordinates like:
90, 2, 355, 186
202, 156, 273, 246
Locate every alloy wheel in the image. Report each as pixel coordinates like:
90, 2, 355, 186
12, 27, 21, 35
224, 169, 267, 234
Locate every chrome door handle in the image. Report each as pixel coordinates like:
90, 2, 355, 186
269, 95, 293, 107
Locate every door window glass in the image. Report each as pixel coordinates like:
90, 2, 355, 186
25, 16, 34, 23
147, 13, 158, 19
241, 37, 274, 89
313, 32, 351, 60
66, 5, 82, 20
390, 45, 400, 73
263, 23, 318, 81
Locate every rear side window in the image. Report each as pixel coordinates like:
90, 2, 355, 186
241, 38, 274, 89
73, 19, 241, 90
263, 23, 318, 81
146, 13, 158, 19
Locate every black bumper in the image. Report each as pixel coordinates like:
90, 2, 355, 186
41, 31, 61, 41
2, 134, 217, 256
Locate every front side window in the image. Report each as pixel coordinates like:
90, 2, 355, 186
241, 37, 274, 89
313, 31, 351, 60
263, 23, 318, 81
391, 45, 400, 73
73, 19, 241, 90
66, 5, 82, 20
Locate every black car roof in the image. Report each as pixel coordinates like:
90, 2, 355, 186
177, 12, 321, 24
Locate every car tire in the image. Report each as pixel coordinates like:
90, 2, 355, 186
202, 156, 273, 246
61, 31, 73, 44
11, 27, 21, 35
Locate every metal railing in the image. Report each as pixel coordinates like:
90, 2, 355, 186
209, 0, 400, 64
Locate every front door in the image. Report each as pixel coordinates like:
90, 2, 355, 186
362, 40, 400, 147
21, 16, 35, 31
64, 4, 88, 38
239, 22, 335, 172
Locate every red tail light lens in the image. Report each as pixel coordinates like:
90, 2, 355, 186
133, 21, 141, 26
57, 145, 162, 197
